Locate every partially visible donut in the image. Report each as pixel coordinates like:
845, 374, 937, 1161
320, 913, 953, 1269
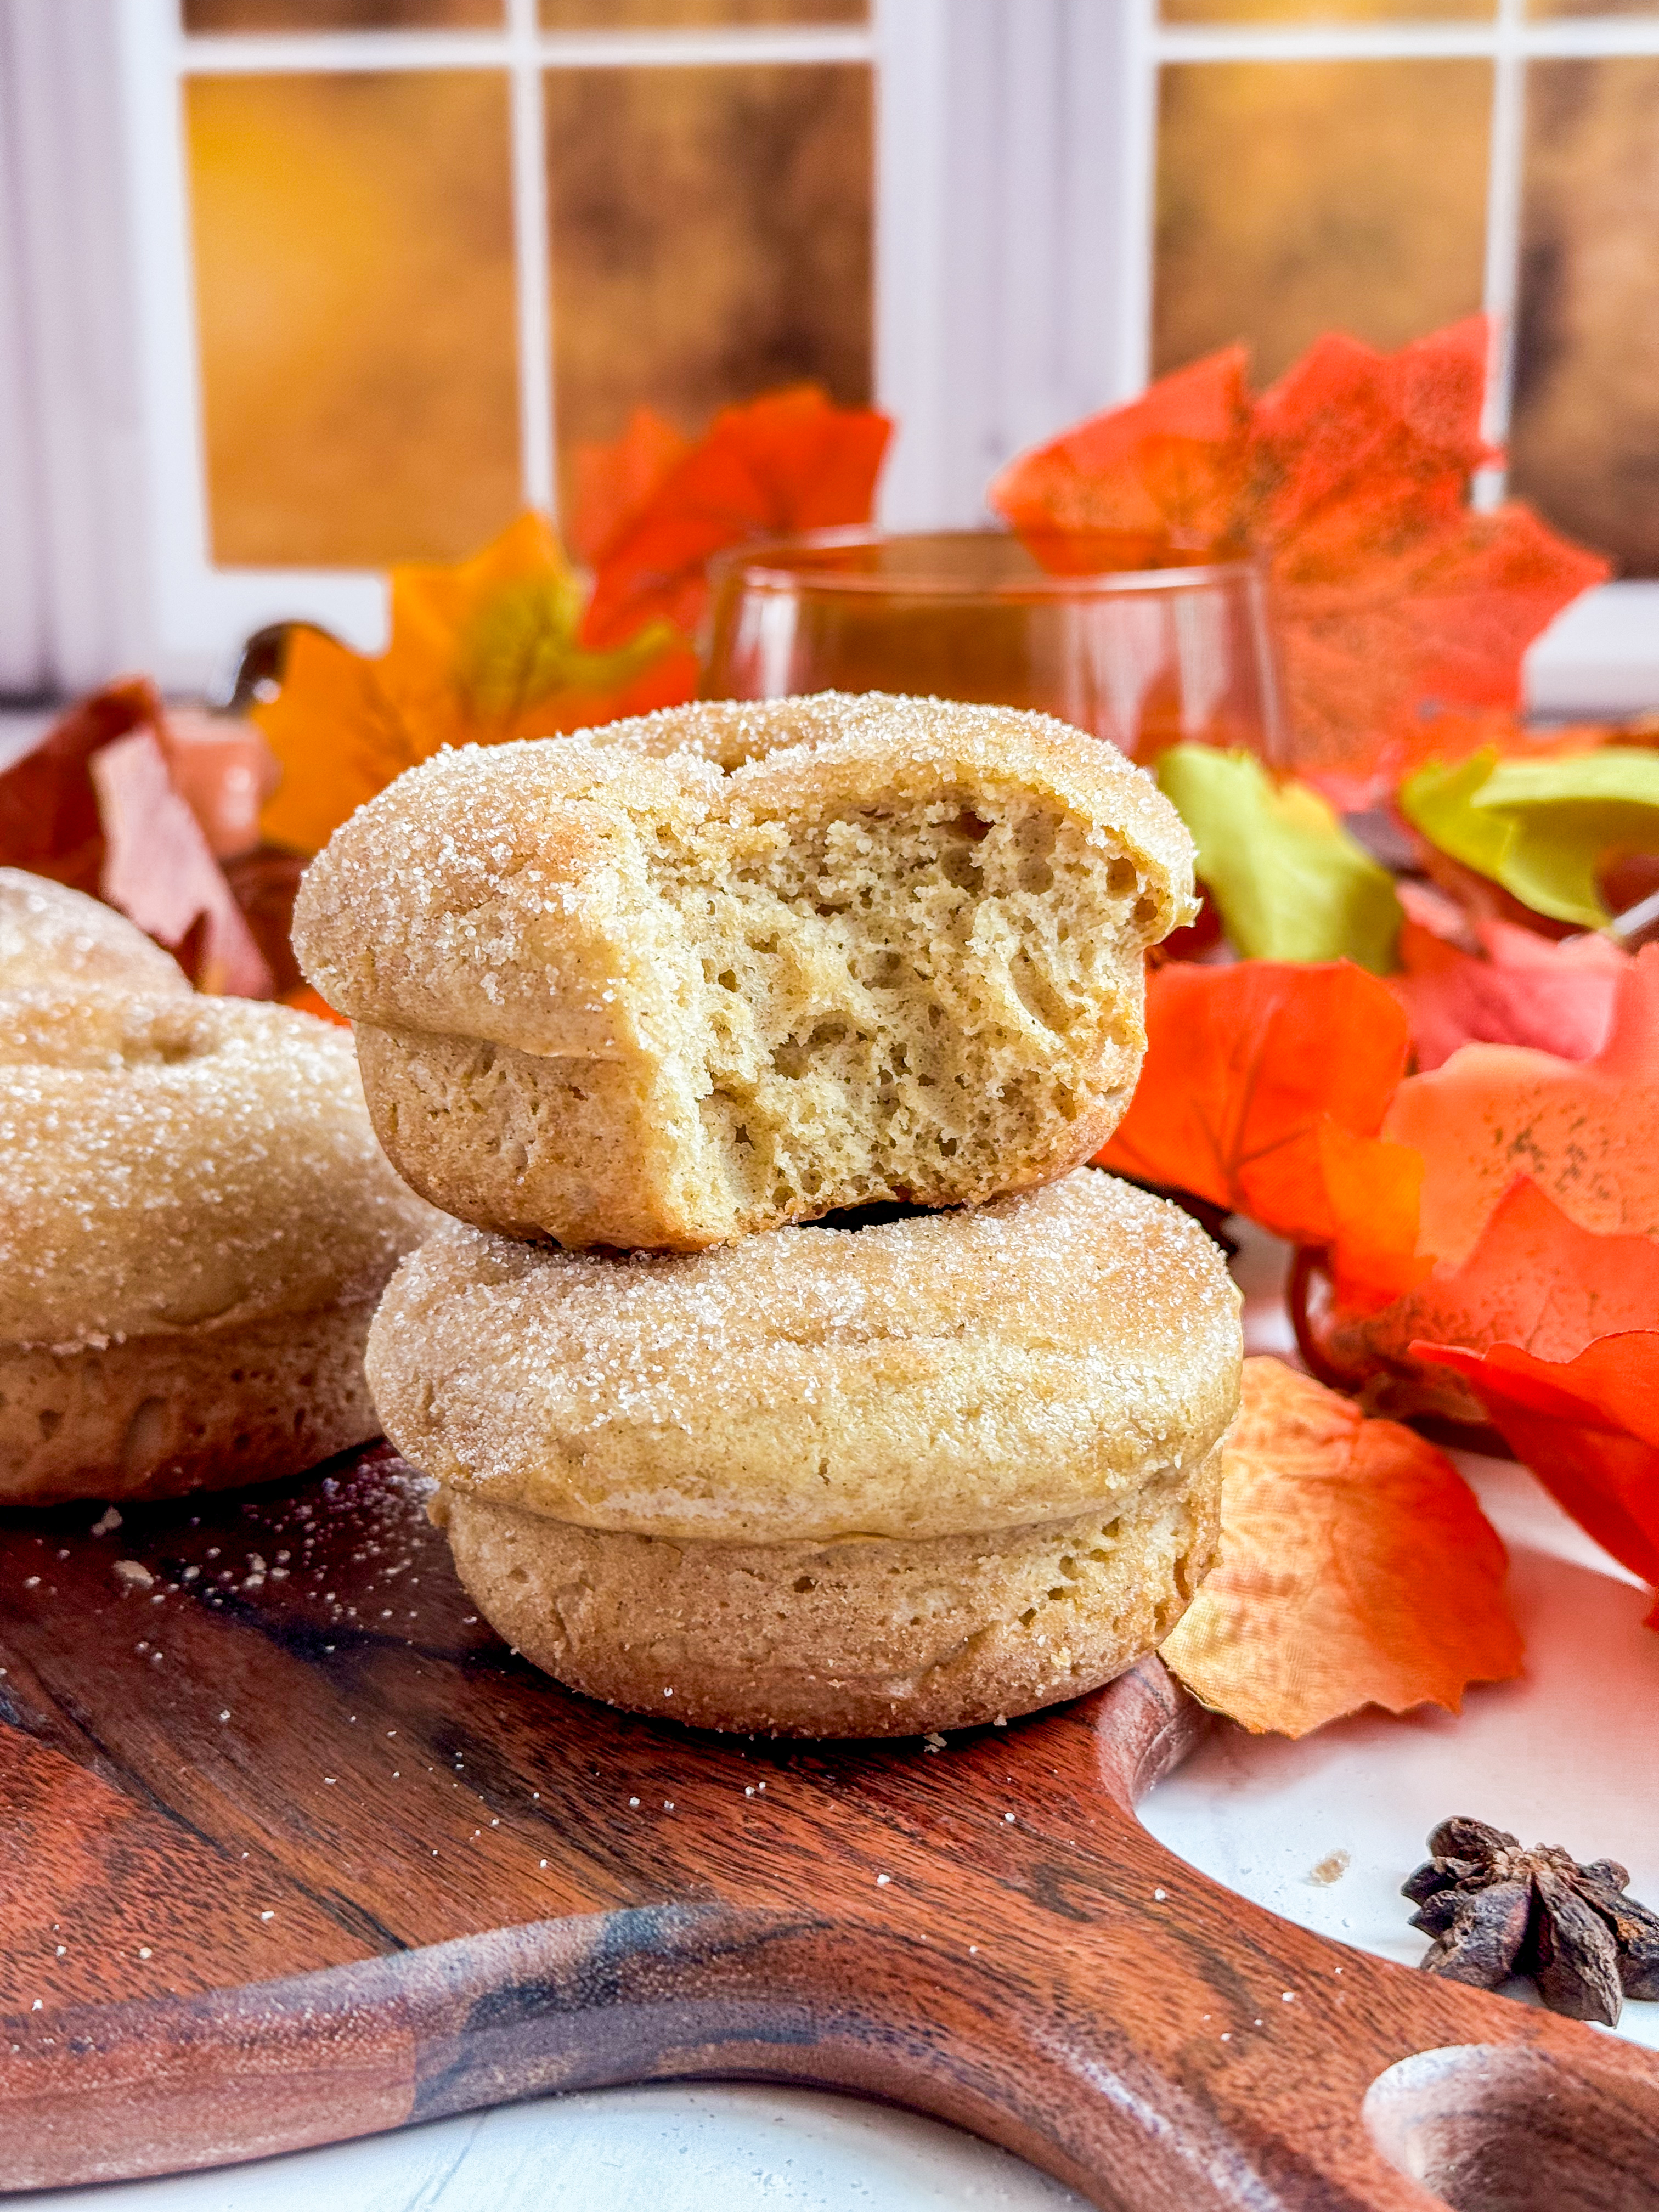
0, 867, 188, 1000
1, 876, 435, 1504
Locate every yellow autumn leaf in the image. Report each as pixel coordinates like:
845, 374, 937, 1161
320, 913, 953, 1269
256, 511, 687, 854
1162, 1356, 1523, 1736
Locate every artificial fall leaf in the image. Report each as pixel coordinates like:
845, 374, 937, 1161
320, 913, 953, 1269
989, 320, 1608, 803
569, 405, 691, 571
1160, 1356, 1523, 1736
988, 347, 1251, 565
1305, 1178, 1659, 1426
160, 708, 280, 861
1097, 960, 1423, 1307
1412, 1335, 1659, 1609
1402, 745, 1659, 929
579, 385, 893, 650
256, 512, 687, 855
1155, 743, 1400, 970
1389, 889, 1625, 1072
1383, 944, 1659, 1272
0, 678, 162, 895
281, 983, 350, 1028
90, 730, 272, 998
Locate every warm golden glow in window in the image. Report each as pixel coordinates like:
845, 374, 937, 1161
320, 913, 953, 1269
1510, 57, 1659, 574
187, 70, 521, 567
1153, 60, 1492, 386
544, 62, 873, 509
183, 1, 504, 26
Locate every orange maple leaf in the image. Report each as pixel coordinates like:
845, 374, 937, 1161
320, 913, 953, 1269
255, 512, 689, 854
1412, 1335, 1659, 1612
989, 319, 1608, 802
1097, 960, 1423, 1307
1160, 1356, 1523, 1736
1383, 943, 1659, 1272
1304, 1178, 1659, 1425
580, 385, 893, 650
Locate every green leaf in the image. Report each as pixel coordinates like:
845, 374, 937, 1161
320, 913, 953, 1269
1400, 746, 1659, 929
1155, 744, 1402, 971
1396, 749, 1510, 880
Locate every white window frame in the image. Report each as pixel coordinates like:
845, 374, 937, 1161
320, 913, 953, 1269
0, 0, 1654, 709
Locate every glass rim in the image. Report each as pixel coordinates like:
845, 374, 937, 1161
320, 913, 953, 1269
706, 526, 1265, 601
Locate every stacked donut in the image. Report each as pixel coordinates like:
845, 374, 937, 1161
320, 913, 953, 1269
295, 693, 1243, 1736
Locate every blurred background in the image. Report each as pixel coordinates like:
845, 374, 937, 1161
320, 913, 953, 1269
1, 0, 1655, 707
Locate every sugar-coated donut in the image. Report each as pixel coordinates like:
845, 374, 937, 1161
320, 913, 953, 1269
438, 1456, 1221, 1737
1, 876, 435, 1504
295, 694, 1195, 1250
1, 868, 189, 1000
368, 1170, 1242, 1546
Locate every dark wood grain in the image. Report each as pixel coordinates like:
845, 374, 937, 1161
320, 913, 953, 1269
3, 1445, 1657, 2208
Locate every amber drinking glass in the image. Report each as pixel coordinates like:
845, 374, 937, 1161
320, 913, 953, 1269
701, 528, 1283, 764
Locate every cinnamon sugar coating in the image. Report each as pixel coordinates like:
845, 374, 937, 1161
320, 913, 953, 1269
294, 694, 1196, 1249
369, 1170, 1242, 1545
1, 867, 188, 1001
1, 876, 434, 1502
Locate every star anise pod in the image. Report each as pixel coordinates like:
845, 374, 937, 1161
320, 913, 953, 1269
1403, 1815, 1659, 2026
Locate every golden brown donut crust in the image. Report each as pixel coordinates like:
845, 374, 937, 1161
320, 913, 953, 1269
1, 1301, 382, 1507
0, 867, 189, 1001
368, 1171, 1243, 1545
440, 1450, 1222, 1737
294, 694, 1197, 1249
1, 990, 432, 1352
1, 877, 436, 1502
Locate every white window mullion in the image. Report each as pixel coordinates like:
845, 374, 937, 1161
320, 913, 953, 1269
0, 4, 48, 696
1113, 0, 1159, 405
1475, 0, 1529, 509
507, 0, 556, 520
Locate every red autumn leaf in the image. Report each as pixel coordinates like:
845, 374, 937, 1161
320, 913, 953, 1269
580, 385, 894, 649
989, 320, 1609, 802
1390, 892, 1626, 1071
159, 708, 280, 862
989, 346, 1251, 565
1412, 1335, 1659, 1609
90, 730, 273, 998
1097, 959, 1423, 1306
1384, 943, 1659, 1272
1248, 321, 1493, 577
0, 678, 162, 895
1273, 505, 1610, 808
569, 405, 690, 571
1305, 1178, 1659, 1424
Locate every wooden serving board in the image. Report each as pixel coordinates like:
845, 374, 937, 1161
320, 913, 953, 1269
3, 1445, 1657, 2209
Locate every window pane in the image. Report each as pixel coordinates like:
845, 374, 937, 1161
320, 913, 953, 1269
541, 2, 866, 24
183, 1, 503, 26
187, 71, 520, 567
1163, 0, 1490, 21
1154, 60, 1491, 385
1509, 58, 1659, 575
544, 63, 872, 504
1527, 0, 1658, 18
